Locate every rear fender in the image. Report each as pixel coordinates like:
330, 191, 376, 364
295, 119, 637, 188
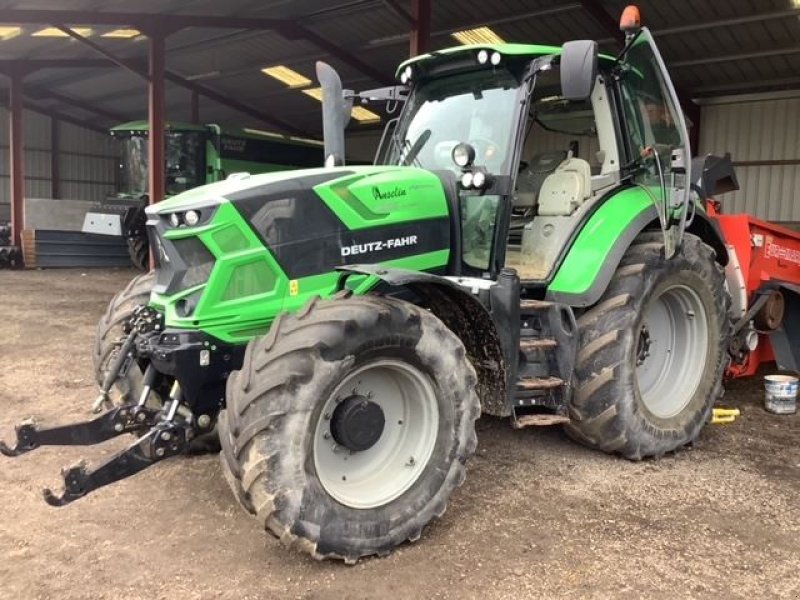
548, 188, 728, 307
337, 265, 508, 416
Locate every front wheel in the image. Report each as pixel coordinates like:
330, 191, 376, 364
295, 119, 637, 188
218, 293, 480, 563
566, 232, 730, 459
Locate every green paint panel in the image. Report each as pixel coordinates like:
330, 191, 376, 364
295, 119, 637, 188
548, 187, 654, 296
149, 181, 451, 345
314, 167, 448, 230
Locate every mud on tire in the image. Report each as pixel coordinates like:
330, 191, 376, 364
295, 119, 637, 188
566, 232, 731, 459
218, 293, 480, 563
93, 270, 155, 402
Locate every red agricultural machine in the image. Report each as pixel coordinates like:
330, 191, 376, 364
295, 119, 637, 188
697, 155, 800, 379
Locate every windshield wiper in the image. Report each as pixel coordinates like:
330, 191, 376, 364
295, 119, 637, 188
400, 129, 431, 167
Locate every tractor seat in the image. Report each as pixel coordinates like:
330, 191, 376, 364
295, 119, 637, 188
514, 151, 568, 210
537, 157, 593, 216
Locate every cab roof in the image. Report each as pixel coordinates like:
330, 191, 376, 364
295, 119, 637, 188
396, 43, 615, 78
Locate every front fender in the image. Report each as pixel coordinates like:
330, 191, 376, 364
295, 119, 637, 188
338, 264, 509, 416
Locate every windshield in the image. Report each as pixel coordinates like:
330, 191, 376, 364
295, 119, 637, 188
383, 67, 524, 174
118, 134, 148, 197
117, 131, 207, 197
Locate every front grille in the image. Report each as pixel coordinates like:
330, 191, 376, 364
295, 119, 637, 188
173, 237, 215, 289
149, 223, 216, 296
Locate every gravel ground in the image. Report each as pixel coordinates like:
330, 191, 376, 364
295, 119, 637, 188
1, 269, 799, 600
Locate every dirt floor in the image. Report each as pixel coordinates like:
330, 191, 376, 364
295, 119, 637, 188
1, 269, 799, 600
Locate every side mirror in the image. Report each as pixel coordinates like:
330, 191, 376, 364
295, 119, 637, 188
560, 40, 598, 102
316, 61, 354, 167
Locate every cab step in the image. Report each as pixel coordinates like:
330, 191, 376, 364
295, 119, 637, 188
516, 376, 564, 391
519, 299, 553, 313
519, 338, 558, 352
513, 413, 571, 428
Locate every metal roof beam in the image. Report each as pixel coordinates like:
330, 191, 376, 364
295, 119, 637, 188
0, 59, 114, 71
578, 0, 623, 45
162, 70, 312, 137
654, 7, 800, 37
40, 22, 313, 136
287, 23, 392, 84
54, 25, 149, 80
367, 4, 581, 48
383, 0, 416, 25
0, 91, 106, 134
0, 9, 289, 31
693, 76, 800, 96
23, 85, 127, 122
670, 46, 800, 68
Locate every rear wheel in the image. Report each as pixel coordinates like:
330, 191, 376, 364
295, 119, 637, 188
218, 293, 480, 563
566, 232, 730, 459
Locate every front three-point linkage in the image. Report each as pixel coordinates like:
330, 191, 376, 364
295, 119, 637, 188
0, 305, 195, 506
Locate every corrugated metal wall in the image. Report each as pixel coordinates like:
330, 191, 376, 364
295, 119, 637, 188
698, 94, 800, 222
0, 108, 117, 219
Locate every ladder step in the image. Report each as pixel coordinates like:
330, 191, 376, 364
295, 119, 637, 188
516, 376, 564, 391
519, 299, 553, 312
519, 338, 557, 351
513, 414, 571, 428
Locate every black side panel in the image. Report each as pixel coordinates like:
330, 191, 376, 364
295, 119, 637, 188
214, 135, 324, 168
768, 283, 800, 372
231, 174, 450, 280
691, 153, 740, 198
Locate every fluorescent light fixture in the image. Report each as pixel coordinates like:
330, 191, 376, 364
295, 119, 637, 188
302, 87, 325, 101
350, 106, 381, 124
451, 26, 505, 45
32, 26, 93, 37
0, 26, 22, 40
303, 88, 380, 123
102, 28, 141, 39
261, 65, 312, 88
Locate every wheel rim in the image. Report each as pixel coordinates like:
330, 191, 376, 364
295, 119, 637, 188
635, 284, 709, 419
313, 359, 439, 509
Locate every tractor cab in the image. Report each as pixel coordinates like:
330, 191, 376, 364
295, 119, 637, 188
347, 20, 691, 285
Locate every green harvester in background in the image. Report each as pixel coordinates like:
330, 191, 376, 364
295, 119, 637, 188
83, 121, 323, 268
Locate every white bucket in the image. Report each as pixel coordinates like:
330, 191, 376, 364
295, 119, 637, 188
764, 374, 799, 415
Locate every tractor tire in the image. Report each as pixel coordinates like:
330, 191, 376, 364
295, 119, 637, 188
93, 270, 155, 403
218, 293, 480, 563
566, 232, 730, 459
126, 235, 150, 271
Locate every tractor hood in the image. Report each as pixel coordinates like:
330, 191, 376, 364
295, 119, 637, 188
145, 165, 453, 343
145, 165, 446, 218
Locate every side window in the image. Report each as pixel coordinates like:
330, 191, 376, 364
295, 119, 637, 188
619, 28, 692, 258
621, 33, 688, 175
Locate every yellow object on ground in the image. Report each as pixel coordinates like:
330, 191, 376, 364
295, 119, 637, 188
711, 408, 741, 425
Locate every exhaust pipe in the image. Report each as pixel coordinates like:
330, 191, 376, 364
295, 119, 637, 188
316, 61, 353, 167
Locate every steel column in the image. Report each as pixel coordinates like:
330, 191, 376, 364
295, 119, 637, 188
409, 0, 431, 57
51, 118, 60, 199
148, 31, 165, 205
9, 71, 25, 251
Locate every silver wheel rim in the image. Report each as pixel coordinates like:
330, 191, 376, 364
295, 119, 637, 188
313, 359, 439, 509
635, 284, 709, 419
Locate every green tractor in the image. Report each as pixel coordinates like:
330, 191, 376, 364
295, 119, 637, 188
83, 121, 323, 269
3, 9, 731, 563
